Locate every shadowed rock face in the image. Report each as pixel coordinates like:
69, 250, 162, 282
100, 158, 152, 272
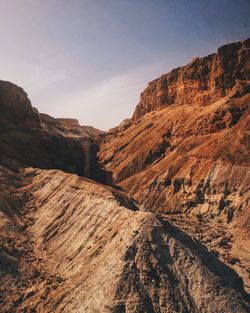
0, 167, 249, 312
132, 39, 250, 121
0, 81, 108, 183
0, 81, 41, 129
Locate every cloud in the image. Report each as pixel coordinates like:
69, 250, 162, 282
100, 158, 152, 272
0, 59, 67, 94
38, 62, 168, 130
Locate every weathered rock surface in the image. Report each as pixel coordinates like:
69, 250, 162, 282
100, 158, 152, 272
0, 166, 249, 312
0, 38, 250, 312
99, 39, 250, 291
100, 94, 249, 219
99, 39, 250, 220
133, 39, 250, 121
40, 113, 106, 138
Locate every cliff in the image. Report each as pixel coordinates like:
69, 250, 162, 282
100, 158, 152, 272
133, 39, 250, 121
0, 81, 108, 183
0, 80, 41, 129
99, 39, 250, 291
0, 38, 250, 312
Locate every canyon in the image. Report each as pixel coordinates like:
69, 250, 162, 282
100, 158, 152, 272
0, 39, 249, 312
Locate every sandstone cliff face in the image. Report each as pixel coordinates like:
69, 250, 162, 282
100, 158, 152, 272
133, 39, 250, 121
100, 94, 249, 219
99, 39, 250, 291
0, 38, 250, 312
99, 39, 250, 220
0, 166, 248, 313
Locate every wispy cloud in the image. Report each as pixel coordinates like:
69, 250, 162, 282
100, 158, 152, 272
0, 57, 67, 94
0, 0, 249, 129
37, 62, 170, 130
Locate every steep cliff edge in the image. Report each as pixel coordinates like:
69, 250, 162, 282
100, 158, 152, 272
0, 80, 41, 129
132, 39, 250, 121
99, 39, 250, 290
99, 38, 250, 219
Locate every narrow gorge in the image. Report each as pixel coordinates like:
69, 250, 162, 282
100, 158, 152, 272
0, 39, 249, 312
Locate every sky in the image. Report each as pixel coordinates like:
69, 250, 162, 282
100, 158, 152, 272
0, 0, 249, 130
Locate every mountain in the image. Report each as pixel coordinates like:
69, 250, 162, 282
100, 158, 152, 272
0, 39, 249, 312
132, 39, 250, 121
0, 80, 109, 183
99, 38, 250, 292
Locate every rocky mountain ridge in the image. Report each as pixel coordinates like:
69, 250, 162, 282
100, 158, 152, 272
0, 38, 249, 312
132, 39, 250, 121
0, 80, 109, 183
99, 39, 250, 292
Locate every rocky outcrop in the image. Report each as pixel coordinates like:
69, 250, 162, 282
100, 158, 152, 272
133, 39, 250, 121
40, 114, 106, 138
0, 81, 108, 183
0, 80, 41, 129
99, 39, 250, 220
108, 118, 132, 135
0, 166, 248, 312
100, 94, 250, 217
100, 93, 250, 221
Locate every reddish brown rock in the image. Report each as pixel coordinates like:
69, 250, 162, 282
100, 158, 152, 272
100, 94, 250, 220
132, 39, 250, 121
99, 39, 250, 220
99, 39, 250, 290
0, 38, 250, 312
40, 113, 105, 138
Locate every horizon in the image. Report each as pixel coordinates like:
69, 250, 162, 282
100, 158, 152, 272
0, 0, 249, 130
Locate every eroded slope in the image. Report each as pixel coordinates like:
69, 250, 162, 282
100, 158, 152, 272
0, 166, 249, 312
99, 40, 250, 294
100, 94, 249, 219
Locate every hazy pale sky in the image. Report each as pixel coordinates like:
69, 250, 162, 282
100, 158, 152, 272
0, 0, 249, 130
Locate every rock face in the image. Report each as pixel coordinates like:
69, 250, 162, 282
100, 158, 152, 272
133, 39, 250, 121
0, 38, 250, 312
99, 39, 250, 290
0, 166, 249, 312
0, 80, 40, 129
40, 114, 106, 138
99, 38, 250, 219
100, 94, 250, 219
0, 81, 108, 183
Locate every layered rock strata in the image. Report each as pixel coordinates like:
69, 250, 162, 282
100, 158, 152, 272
133, 39, 250, 121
